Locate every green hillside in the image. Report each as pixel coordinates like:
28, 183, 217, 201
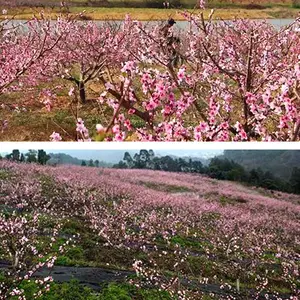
222, 150, 300, 179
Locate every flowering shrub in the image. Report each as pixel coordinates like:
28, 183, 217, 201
0, 160, 299, 298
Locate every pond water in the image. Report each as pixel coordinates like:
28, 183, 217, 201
174, 19, 296, 29
7, 18, 298, 30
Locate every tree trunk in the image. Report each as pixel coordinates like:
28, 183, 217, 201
78, 81, 86, 104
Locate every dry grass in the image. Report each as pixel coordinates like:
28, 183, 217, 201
0, 81, 106, 141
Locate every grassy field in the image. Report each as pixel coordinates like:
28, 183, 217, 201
0, 0, 293, 6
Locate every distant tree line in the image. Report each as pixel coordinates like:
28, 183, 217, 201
208, 157, 300, 194
0, 150, 106, 168
113, 150, 300, 194
81, 159, 100, 167
0, 149, 51, 165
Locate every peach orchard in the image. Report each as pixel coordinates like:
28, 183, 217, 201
0, 8, 299, 141
0, 160, 299, 299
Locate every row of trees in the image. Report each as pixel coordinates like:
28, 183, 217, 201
1, 149, 50, 164
114, 149, 205, 172
81, 159, 101, 167
113, 150, 300, 194
0, 150, 109, 168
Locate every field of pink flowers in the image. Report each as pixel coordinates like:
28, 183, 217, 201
0, 160, 299, 299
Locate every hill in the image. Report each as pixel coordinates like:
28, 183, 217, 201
0, 160, 299, 299
47, 152, 113, 167
221, 150, 300, 179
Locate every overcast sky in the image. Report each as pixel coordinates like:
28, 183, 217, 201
1, 149, 223, 163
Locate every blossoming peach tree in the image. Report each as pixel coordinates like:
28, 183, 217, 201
0, 162, 74, 299
0, 6, 299, 141
47, 13, 300, 141
0, 11, 77, 134
92, 15, 300, 141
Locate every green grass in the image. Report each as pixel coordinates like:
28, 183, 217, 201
219, 195, 247, 206
15, 280, 98, 300
98, 283, 173, 300
141, 181, 193, 193
14, 280, 173, 300
0, 169, 14, 180
170, 235, 214, 251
